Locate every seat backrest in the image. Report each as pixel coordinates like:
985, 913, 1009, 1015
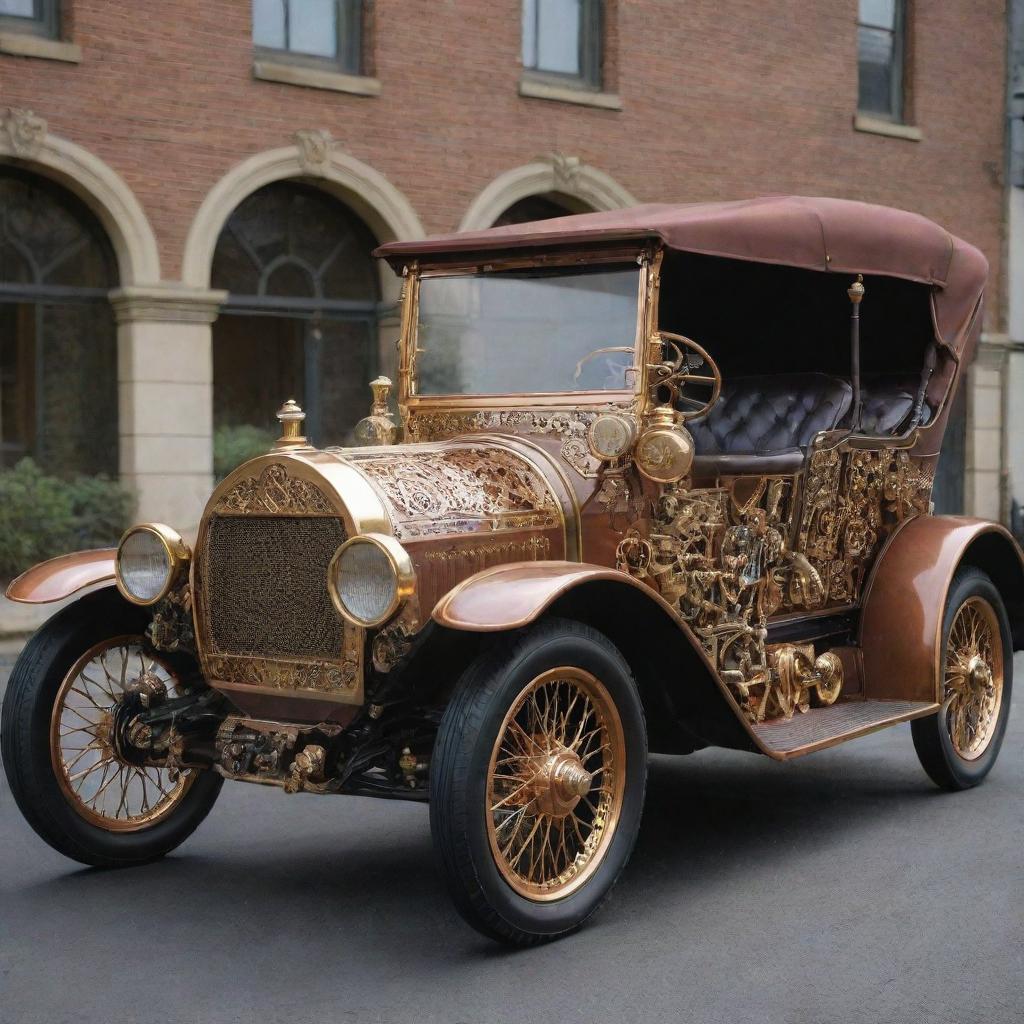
687, 373, 853, 454
858, 374, 928, 435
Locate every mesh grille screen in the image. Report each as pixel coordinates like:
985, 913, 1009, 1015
203, 516, 346, 660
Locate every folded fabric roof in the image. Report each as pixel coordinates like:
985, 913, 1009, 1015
375, 196, 987, 359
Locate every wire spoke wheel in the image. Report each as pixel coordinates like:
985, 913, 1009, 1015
942, 597, 1004, 761
49, 635, 194, 831
486, 666, 626, 901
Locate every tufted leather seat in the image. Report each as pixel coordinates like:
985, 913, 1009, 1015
688, 373, 853, 476
858, 375, 931, 435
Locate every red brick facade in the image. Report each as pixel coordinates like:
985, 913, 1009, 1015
0, 0, 1008, 322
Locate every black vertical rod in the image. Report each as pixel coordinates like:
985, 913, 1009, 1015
848, 274, 864, 430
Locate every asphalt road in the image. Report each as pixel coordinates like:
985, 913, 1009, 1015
1, 656, 1022, 1024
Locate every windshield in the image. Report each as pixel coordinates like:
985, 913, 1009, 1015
414, 265, 641, 396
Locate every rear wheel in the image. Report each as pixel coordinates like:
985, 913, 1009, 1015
911, 568, 1012, 790
1, 589, 223, 866
430, 619, 647, 945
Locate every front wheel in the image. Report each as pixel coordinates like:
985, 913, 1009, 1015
911, 567, 1013, 790
1, 589, 223, 867
430, 619, 647, 945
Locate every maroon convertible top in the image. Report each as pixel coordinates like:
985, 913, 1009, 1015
376, 196, 987, 360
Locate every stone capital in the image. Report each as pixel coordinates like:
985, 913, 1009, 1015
110, 285, 228, 325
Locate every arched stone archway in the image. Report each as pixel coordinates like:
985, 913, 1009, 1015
0, 107, 161, 286
459, 154, 638, 231
182, 130, 425, 304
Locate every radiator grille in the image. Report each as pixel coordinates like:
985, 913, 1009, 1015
202, 515, 346, 660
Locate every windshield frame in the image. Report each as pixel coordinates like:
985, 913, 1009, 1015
399, 247, 653, 412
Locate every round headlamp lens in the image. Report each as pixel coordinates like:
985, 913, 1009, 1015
332, 538, 399, 627
116, 528, 174, 604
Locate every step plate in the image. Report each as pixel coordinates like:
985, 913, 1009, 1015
752, 699, 938, 758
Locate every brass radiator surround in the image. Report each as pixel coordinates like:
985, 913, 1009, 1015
193, 455, 382, 706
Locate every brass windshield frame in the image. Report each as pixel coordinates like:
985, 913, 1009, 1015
398, 246, 656, 419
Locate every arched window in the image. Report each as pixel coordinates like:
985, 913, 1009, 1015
492, 193, 584, 227
211, 182, 380, 454
0, 170, 118, 475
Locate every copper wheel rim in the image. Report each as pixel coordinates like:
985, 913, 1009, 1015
486, 667, 626, 902
942, 597, 1004, 762
49, 636, 194, 831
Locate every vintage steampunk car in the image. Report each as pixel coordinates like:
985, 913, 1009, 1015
3, 197, 1022, 945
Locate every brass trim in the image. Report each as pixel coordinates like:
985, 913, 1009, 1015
401, 250, 649, 415
485, 665, 626, 901
473, 433, 582, 562
114, 523, 191, 607
328, 532, 416, 628
49, 635, 196, 831
942, 595, 1004, 761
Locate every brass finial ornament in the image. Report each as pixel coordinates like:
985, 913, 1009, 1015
848, 273, 865, 304
354, 376, 400, 447
274, 398, 308, 449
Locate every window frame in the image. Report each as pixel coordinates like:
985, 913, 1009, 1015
0, 0, 60, 39
252, 0, 362, 76
521, 0, 603, 92
857, 0, 907, 123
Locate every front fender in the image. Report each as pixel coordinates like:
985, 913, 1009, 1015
5, 548, 117, 604
432, 560, 684, 632
431, 560, 769, 757
859, 517, 1024, 703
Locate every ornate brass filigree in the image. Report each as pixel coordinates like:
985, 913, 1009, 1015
796, 445, 934, 607
403, 408, 621, 478
206, 645, 361, 695
351, 447, 561, 539
619, 444, 934, 724
214, 463, 334, 516
147, 584, 196, 655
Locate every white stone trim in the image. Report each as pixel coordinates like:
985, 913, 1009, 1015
253, 59, 381, 96
110, 285, 228, 325
853, 113, 923, 142
518, 77, 622, 110
182, 131, 425, 289
0, 107, 161, 284
0, 32, 80, 62
458, 154, 638, 231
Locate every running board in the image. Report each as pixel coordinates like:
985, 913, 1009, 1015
752, 699, 939, 759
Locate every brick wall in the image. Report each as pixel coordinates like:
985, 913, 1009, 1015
0, 0, 1009, 325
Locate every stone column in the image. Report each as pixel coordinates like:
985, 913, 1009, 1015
110, 286, 226, 539
964, 334, 1010, 522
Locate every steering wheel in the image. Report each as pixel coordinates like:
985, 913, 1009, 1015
648, 331, 722, 421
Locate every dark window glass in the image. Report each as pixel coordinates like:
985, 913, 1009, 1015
0, 0, 59, 38
0, 171, 118, 476
211, 182, 380, 451
492, 195, 578, 227
252, 0, 361, 73
858, 0, 905, 120
522, 0, 602, 88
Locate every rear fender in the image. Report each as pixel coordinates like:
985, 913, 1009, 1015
5, 549, 117, 604
859, 517, 1024, 703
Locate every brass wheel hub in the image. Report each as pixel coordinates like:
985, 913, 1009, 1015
527, 750, 593, 819
49, 636, 194, 831
486, 667, 625, 902
943, 597, 1004, 762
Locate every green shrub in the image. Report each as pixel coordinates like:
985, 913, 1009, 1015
0, 459, 134, 582
214, 423, 275, 480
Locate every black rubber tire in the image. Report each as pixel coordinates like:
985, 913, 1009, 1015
429, 618, 647, 946
1, 587, 223, 867
911, 567, 1013, 791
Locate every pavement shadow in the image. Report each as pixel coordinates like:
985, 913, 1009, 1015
15, 737, 944, 963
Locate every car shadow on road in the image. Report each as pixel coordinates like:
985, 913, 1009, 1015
15, 737, 947, 962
